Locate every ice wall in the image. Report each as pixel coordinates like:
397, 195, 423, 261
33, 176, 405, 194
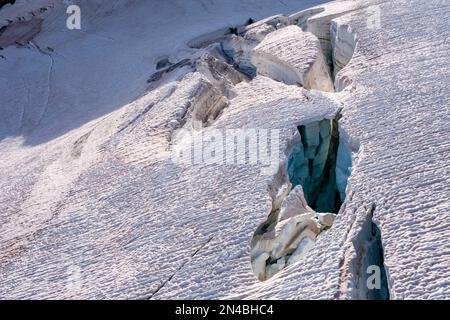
288, 118, 342, 213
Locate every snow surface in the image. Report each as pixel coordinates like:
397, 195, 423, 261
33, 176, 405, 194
252, 25, 334, 91
0, 0, 449, 300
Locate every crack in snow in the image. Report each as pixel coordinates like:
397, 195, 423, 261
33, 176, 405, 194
147, 236, 214, 299
347, 204, 390, 299
244, 13, 358, 281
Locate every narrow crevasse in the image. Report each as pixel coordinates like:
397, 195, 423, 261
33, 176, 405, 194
348, 206, 390, 300
330, 20, 357, 91
330, 21, 356, 80
143, 10, 357, 283
288, 117, 341, 213
248, 11, 358, 281
250, 115, 353, 281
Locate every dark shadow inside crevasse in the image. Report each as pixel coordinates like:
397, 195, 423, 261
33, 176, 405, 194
351, 207, 390, 300
288, 117, 343, 213
367, 220, 390, 300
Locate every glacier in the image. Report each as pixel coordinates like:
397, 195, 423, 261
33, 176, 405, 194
0, 0, 449, 300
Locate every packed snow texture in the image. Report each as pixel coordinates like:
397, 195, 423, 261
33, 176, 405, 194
0, 0, 449, 300
250, 184, 337, 281
252, 25, 334, 91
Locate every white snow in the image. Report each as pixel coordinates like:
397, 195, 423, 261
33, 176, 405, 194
252, 25, 334, 91
0, 0, 449, 300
